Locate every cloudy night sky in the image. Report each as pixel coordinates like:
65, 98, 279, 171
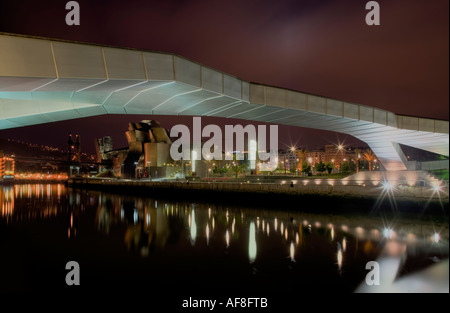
0, 0, 448, 153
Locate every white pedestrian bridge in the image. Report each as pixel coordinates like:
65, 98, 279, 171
0, 33, 448, 171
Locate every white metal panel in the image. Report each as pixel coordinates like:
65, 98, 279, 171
374, 108, 387, 125
53, 42, 105, 79
174, 56, 201, 87
201, 67, 222, 94
242, 82, 250, 102
0, 98, 40, 118
435, 120, 449, 134
265, 86, 286, 108
418, 118, 435, 132
286, 91, 307, 111
401, 116, 419, 131
308, 95, 326, 114
0, 35, 56, 78
103, 47, 146, 80
223, 74, 241, 100
0, 77, 57, 92
326, 99, 343, 117
144, 52, 174, 81
359, 106, 373, 122
249, 84, 265, 105
343, 102, 359, 120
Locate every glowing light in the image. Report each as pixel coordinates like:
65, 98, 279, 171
280, 222, 284, 235
383, 228, 393, 239
206, 224, 210, 245
296, 233, 299, 244
146, 213, 151, 228
356, 227, 365, 236
274, 218, 278, 232
249, 222, 257, 263
284, 229, 288, 240
342, 238, 347, 252
382, 180, 394, 191
190, 209, 197, 245
225, 230, 230, 248
331, 227, 335, 240
290, 241, 295, 262
337, 245, 343, 270
434, 232, 440, 244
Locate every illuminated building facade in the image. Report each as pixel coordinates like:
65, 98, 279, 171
97, 120, 175, 179
0, 151, 15, 178
305, 145, 358, 167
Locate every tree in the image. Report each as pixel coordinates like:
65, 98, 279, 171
230, 155, 247, 178
296, 149, 306, 173
326, 162, 334, 175
363, 149, 376, 171
212, 166, 228, 177
340, 161, 352, 175
301, 162, 312, 176
315, 161, 327, 175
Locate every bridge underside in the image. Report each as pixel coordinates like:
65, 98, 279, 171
0, 34, 448, 171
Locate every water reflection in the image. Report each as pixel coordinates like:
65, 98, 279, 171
249, 222, 257, 263
337, 243, 343, 271
0, 184, 448, 292
190, 208, 197, 245
290, 241, 295, 262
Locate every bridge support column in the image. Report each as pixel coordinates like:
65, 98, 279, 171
365, 140, 407, 171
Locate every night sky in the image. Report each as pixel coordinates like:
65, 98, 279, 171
0, 0, 448, 153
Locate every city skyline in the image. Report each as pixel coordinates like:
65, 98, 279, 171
0, 114, 368, 155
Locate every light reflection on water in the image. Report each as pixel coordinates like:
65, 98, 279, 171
0, 184, 448, 292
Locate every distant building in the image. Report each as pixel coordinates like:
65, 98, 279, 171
95, 136, 113, 163
0, 151, 15, 178
278, 150, 299, 171
305, 145, 358, 169
97, 120, 175, 179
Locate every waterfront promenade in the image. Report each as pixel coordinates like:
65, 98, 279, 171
68, 176, 449, 202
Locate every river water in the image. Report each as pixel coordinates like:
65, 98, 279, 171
0, 184, 448, 299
